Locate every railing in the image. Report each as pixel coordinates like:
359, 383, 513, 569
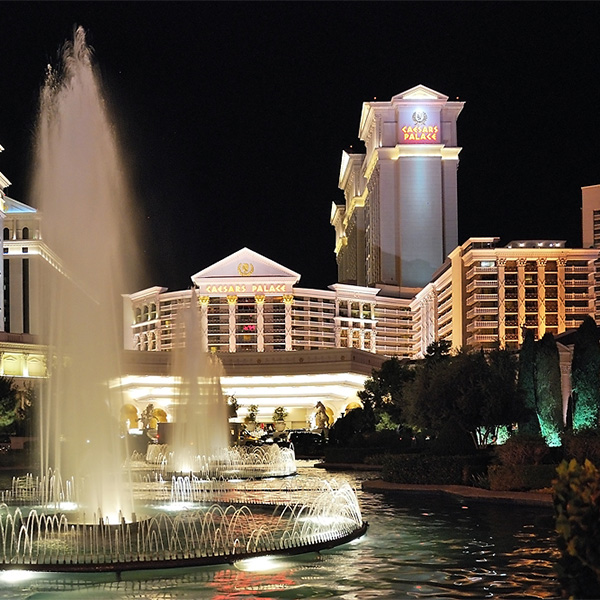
466, 266, 497, 278
469, 334, 499, 343
466, 280, 498, 293
565, 306, 594, 314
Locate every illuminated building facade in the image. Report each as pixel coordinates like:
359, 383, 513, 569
123, 247, 411, 425
0, 146, 46, 381
1, 84, 600, 429
332, 85, 464, 292
581, 184, 600, 317
411, 237, 600, 357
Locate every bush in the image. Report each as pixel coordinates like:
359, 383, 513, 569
563, 429, 600, 466
488, 464, 557, 491
324, 446, 368, 464
428, 417, 476, 456
553, 459, 600, 598
495, 433, 550, 466
382, 454, 489, 485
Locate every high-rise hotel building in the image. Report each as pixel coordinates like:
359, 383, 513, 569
411, 237, 598, 358
1, 86, 599, 426
332, 85, 463, 293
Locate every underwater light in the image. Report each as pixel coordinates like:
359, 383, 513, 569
1, 570, 40, 583
235, 555, 285, 572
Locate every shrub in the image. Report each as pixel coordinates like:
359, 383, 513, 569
428, 417, 476, 456
563, 429, 600, 466
382, 454, 488, 485
324, 446, 367, 464
488, 464, 556, 491
495, 433, 550, 466
553, 459, 600, 598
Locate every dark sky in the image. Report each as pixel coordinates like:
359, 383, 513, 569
1, 2, 600, 293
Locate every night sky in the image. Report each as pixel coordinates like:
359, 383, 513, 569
1, 2, 600, 293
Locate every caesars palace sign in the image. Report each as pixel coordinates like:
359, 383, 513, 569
198, 282, 291, 295
196, 263, 293, 295
401, 110, 439, 143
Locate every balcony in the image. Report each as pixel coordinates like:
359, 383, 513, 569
466, 280, 498, 293
565, 266, 592, 273
466, 294, 498, 305
466, 307, 499, 319
466, 266, 497, 278
468, 334, 499, 343
467, 320, 499, 332
565, 306, 594, 314
438, 321, 452, 336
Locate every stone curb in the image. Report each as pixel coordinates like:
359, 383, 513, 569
361, 479, 553, 507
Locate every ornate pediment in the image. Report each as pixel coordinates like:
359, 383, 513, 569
191, 248, 300, 295
392, 84, 449, 102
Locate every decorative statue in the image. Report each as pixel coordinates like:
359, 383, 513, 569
315, 401, 330, 429
139, 403, 155, 430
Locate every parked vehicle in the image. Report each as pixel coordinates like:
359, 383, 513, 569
0, 434, 11, 452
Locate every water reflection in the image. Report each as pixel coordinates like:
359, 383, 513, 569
0, 463, 560, 599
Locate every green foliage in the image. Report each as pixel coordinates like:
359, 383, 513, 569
517, 328, 541, 435
495, 433, 550, 466
227, 395, 239, 412
404, 347, 519, 449
488, 464, 556, 491
358, 357, 414, 428
571, 316, 600, 431
245, 404, 259, 424
535, 332, 563, 446
329, 407, 370, 446
424, 340, 452, 363
553, 459, 600, 598
0, 377, 19, 431
382, 454, 488, 485
375, 411, 397, 431
428, 416, 477, 456
272, 406, 288, 422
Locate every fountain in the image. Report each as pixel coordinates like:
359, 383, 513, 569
0, 27, 366, 573
32, 26, 139, 524
169, 289, 229, 472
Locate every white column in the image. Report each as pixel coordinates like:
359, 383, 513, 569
497, 258, 506, 347
283, 294, 294, 351
255, 295, 265, 352
346, 300, 353, 348
199, 296, 209, 353
537, 258, 547, 338
558, 257, 566, 332
517, 258, 527, 344
227, 295, 237, 353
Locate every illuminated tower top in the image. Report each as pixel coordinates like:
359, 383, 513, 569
333, 84, 464, 295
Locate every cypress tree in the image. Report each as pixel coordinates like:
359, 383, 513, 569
571, 316, 600, 431
517, 328, 541, 435
535, 332, 564, 446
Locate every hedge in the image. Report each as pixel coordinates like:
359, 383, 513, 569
382, 454, 488, 485
488, 464, 557, 491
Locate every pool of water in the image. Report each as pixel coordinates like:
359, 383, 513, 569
0, 462, 560, 599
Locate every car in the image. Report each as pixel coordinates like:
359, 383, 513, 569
0, 434, 11, 452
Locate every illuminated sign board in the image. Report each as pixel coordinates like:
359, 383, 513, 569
197, 282, 291, 295
400, 110, 439, 144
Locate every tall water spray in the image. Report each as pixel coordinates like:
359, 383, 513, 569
170, 290, 229, 472
31, 27, 141, 521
